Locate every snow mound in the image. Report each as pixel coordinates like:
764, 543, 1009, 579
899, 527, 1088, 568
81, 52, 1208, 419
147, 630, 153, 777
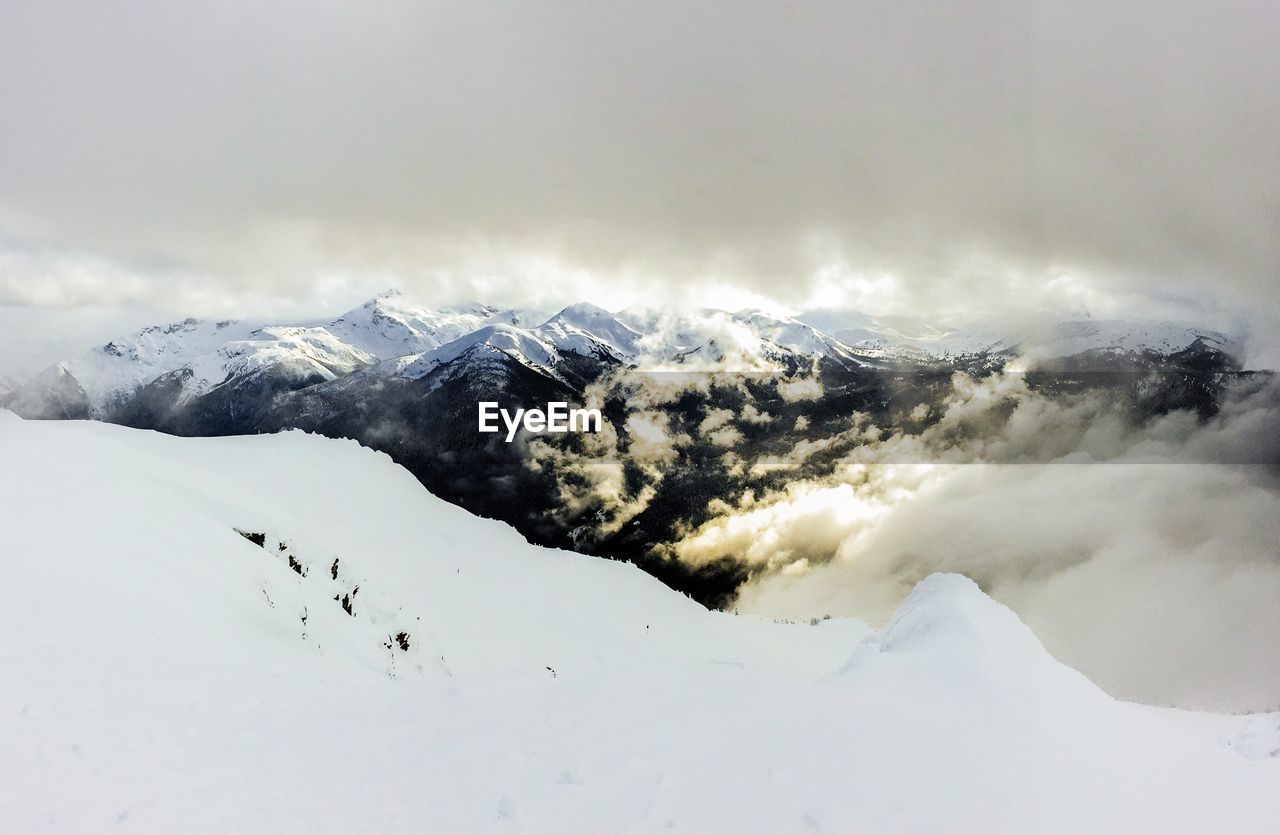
827, 572, 1105, 714
876, 573, 1047, 659
1226, 714, 1280, 761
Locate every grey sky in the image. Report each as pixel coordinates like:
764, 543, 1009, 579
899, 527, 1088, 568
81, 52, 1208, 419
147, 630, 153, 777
1, 0, 1277, 361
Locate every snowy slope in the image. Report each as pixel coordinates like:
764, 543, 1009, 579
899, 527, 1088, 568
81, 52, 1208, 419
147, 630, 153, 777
731, 309, 878, 367
393, 306, 643, 383
401, 304, 827, 378
394, 323, 567, 382
1, 413, 1277, 834
178, 326, 377, 398
536, 302, 643, 360
479, 304, 564, 330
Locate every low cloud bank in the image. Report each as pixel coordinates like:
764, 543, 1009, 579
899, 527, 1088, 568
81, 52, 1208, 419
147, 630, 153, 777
667, 373, 1280, 711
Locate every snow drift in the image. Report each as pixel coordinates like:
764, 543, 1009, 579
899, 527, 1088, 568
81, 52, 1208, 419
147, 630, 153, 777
0, 412, 1276, 833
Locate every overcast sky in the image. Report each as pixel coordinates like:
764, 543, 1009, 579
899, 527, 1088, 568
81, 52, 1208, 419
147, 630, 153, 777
1, 0, 1278, 367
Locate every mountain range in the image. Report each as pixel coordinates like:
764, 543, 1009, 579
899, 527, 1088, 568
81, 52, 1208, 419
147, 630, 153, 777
1, 289, 1242, 420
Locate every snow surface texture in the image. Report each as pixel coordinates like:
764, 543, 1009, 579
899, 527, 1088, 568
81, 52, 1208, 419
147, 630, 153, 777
1, 413, 1277, 833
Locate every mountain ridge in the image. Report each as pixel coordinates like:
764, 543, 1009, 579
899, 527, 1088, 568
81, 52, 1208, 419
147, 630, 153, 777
3, 293, 1244, 419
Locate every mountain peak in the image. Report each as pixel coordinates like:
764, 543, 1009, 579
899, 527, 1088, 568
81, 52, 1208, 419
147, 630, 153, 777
537, 302, 642, 360
550, 301, 616, 320
329, 295, 497, 361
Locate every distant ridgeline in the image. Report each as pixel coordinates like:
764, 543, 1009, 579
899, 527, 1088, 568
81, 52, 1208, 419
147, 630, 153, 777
4, 292, 1263, 607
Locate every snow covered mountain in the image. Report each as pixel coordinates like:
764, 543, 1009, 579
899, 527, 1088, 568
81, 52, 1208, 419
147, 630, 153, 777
394, 302, 854, 379
326, 289, 498, 360
612, 307, 876, 371
3, 317, 262, 417
2, 413, 1276, 833
797, 308, 954, 343
731, 309, 885, 368
171, 326, 378, 400
394, 323, 572, 384
2, 293, 1245, 425
537, 301, 644, 360
802, 309, 1240, 367
396, 303, 645, 384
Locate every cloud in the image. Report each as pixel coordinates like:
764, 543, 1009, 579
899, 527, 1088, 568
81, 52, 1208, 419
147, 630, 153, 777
0, 0, 1275, 340
777, 377, 823, 402
665, 373, 1280, 711
698, 408, 735, 434
0, 303, 168, 380
734, 460, 1280, 712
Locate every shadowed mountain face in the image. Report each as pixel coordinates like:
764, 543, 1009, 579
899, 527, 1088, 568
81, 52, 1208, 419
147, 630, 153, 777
4, 293, 1260, 607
